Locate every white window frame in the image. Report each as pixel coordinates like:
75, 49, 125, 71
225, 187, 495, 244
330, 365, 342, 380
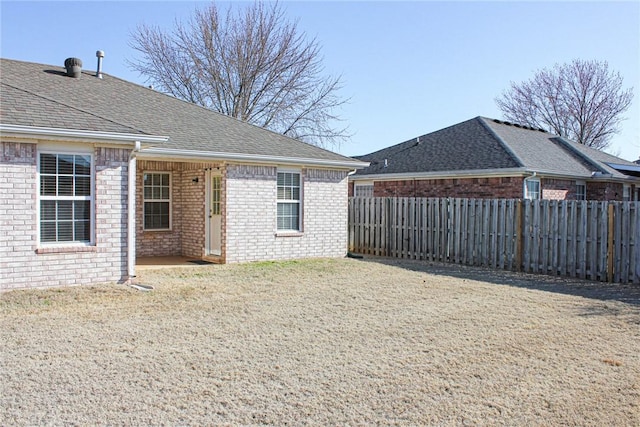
524, 177, 540, 200
576, 181, 586, 201
143, 172, 172, 231
623, 184, 631, 201
37, 150, 95, 246
276, 169, 302, 233
354, 181, 374, 198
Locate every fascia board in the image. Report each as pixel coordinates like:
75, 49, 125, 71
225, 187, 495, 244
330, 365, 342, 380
0, 124, 169, 144
138, 147, 369, 170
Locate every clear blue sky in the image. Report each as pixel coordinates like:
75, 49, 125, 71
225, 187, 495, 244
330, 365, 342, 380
1, 1, 639, 160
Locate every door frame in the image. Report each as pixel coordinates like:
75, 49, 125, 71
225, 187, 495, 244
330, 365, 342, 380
204, 168, 222, 256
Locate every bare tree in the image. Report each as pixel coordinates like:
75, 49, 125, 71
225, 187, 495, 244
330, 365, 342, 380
129, 1, 349, 148
496, 59, 633, 150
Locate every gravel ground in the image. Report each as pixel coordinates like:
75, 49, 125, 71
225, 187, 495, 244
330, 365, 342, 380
1, 257, 639, 426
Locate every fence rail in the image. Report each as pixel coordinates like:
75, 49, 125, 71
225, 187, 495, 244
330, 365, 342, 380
348, 197, 640, 284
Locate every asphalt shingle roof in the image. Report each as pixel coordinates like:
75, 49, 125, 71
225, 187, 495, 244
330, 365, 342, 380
0, 58, 358, 164
355, 116, 637, 180
355, 117, 521, 175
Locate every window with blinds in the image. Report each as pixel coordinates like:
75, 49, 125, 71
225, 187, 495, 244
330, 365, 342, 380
39, 153, 92, 243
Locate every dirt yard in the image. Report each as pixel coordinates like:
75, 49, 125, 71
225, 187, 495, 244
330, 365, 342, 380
1, 258, 639, 425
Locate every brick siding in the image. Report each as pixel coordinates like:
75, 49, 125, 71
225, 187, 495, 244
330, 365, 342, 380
350, 176, 635, 201
1, 142, 131, 290
136, 161, 212, 258
587, 182, 623, 201
225, 165, 349, 263
2, 144, 374, 290
372, 177, 524, 198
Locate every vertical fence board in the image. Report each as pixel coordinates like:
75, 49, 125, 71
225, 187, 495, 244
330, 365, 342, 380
620, 202, 630, 283
577, 201, 587, 279
468, 200, 476, 265
592, 201, 600, 280
548, 201, 556, 273
598, 202, 608, 281
613, 203, 622, 283
630, 203, 639, 284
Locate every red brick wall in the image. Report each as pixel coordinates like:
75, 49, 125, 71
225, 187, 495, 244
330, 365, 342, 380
587, 182, 624, 201
350, 176, 636, 201
372, 177, 524, 199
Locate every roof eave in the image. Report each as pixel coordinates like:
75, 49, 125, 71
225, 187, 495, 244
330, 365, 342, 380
350, 167, 640, 183
137, 147, 369, 170
0, 124, 169, 144
350, 168, 530, 181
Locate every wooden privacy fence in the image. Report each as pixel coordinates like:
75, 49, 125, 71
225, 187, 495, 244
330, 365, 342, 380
348, 197, 640, 284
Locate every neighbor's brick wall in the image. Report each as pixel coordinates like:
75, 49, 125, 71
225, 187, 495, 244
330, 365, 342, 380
372, 177, 524, 199
1, 142, 131, 290
225, 165, 349, 263
351, 176, 635, 201
587, 182, 624, 201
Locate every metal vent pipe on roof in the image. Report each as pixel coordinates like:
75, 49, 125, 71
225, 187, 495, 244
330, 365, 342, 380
96, 50, 105, 79
64, 57, 82, 78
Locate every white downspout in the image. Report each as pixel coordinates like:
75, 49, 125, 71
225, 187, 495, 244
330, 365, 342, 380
127, 141, 141, 281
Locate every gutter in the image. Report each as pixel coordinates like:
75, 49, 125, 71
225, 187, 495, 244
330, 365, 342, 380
127, 141, 141, 282
138, 147, 369, 170
350, 167, 640, 183
350, 167, 531, 181
0, 124, 169, 144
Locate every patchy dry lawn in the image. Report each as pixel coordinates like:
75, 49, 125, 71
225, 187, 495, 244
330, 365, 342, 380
1, 258, 639, 426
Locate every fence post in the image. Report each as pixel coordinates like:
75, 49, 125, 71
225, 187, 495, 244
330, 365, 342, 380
607, 203, 615, 282
636, 202, 640, 283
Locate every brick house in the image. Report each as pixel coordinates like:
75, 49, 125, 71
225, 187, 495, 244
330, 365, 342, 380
349, 117, 640, 201
0, 58, 366, 290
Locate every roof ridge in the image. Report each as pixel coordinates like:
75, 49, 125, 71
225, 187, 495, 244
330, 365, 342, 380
1, 81, 149, 135
476, 117, 525, 167
549, 136, 610, 174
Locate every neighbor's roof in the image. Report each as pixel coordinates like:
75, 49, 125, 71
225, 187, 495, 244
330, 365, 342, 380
0, 58, 364, 168
354, 116, 638, 180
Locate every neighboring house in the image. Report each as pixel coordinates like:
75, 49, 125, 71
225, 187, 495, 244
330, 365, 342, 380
0, 57, 367, 290
350, 116, 640, 202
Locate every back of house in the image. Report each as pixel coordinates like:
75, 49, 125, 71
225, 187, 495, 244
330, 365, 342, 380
0, 57, 366, 290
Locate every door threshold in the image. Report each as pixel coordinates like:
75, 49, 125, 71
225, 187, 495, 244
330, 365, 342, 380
203, 255, 224, 264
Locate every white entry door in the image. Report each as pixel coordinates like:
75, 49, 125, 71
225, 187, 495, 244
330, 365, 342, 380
205, 170, 222, 256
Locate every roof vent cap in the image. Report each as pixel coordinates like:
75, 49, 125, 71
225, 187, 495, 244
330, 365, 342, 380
96, 50, 105, 79
64, 57, 82, 78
